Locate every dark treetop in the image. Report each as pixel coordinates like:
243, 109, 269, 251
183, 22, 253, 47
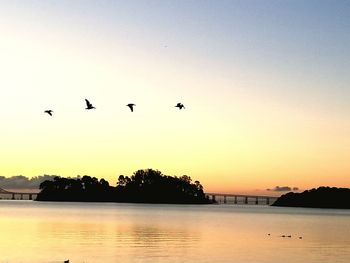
36, 169, 211, 204
272, 187, 350, 209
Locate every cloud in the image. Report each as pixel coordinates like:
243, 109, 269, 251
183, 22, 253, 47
0, 175, 58, 189
266, 186, 299, 192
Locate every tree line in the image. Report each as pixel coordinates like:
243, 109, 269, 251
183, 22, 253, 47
272, 186, 350, 209
36, 169, 211, 204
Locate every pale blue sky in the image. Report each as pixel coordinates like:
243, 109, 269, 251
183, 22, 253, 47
5, 0, 349, 109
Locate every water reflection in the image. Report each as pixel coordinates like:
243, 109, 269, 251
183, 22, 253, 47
0, 201, 349, 263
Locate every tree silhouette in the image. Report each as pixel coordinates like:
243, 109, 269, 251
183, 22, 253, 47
272, 187, 350, 209
37, 169, 211, 204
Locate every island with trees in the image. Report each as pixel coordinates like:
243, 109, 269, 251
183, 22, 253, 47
272, 187, 350, 209
36, 169, 211, 204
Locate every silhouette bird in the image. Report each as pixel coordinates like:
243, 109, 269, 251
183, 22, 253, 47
44, 110, 53, 116
126, 103, 135, 112
281, 235, 286, 238
287, 235, 291, 238
175, 103, 185, 110
85, 99, 96, 110
267, 233, 271, 236
299, 236, 303, 239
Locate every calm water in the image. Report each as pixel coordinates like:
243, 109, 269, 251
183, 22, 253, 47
0, 201, 349, 263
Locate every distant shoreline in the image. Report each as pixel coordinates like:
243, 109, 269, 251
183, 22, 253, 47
272, 187, 350, 209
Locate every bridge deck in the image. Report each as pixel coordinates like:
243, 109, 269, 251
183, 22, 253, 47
206, 193, 278, 199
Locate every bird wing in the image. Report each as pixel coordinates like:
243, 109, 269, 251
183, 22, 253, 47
85, 99, 92, 107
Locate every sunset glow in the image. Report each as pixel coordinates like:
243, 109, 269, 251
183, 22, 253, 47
0, 0, 349, 194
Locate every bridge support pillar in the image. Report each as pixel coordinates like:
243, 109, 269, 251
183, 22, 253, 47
12, 193, 15, 200
20, 194, 23, 200
29, 194, 33, 200
205, 193, 275, 206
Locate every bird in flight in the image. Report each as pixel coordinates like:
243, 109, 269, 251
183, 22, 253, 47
175, 103, 185, 110
85, 99, 96, 110
44, 110, 53, 116
127, 103, 135, 112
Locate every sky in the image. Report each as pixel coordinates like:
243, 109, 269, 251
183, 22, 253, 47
0, 0, 349, 194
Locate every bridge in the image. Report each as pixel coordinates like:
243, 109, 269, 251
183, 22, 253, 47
0, 187, 278, 204
0, 188, 39, 200
206, 192, 278, 205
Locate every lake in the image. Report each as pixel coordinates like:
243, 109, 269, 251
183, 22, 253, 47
0, 201, 349, 263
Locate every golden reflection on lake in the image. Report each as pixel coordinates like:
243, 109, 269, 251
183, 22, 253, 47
0, 201, 349, 263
